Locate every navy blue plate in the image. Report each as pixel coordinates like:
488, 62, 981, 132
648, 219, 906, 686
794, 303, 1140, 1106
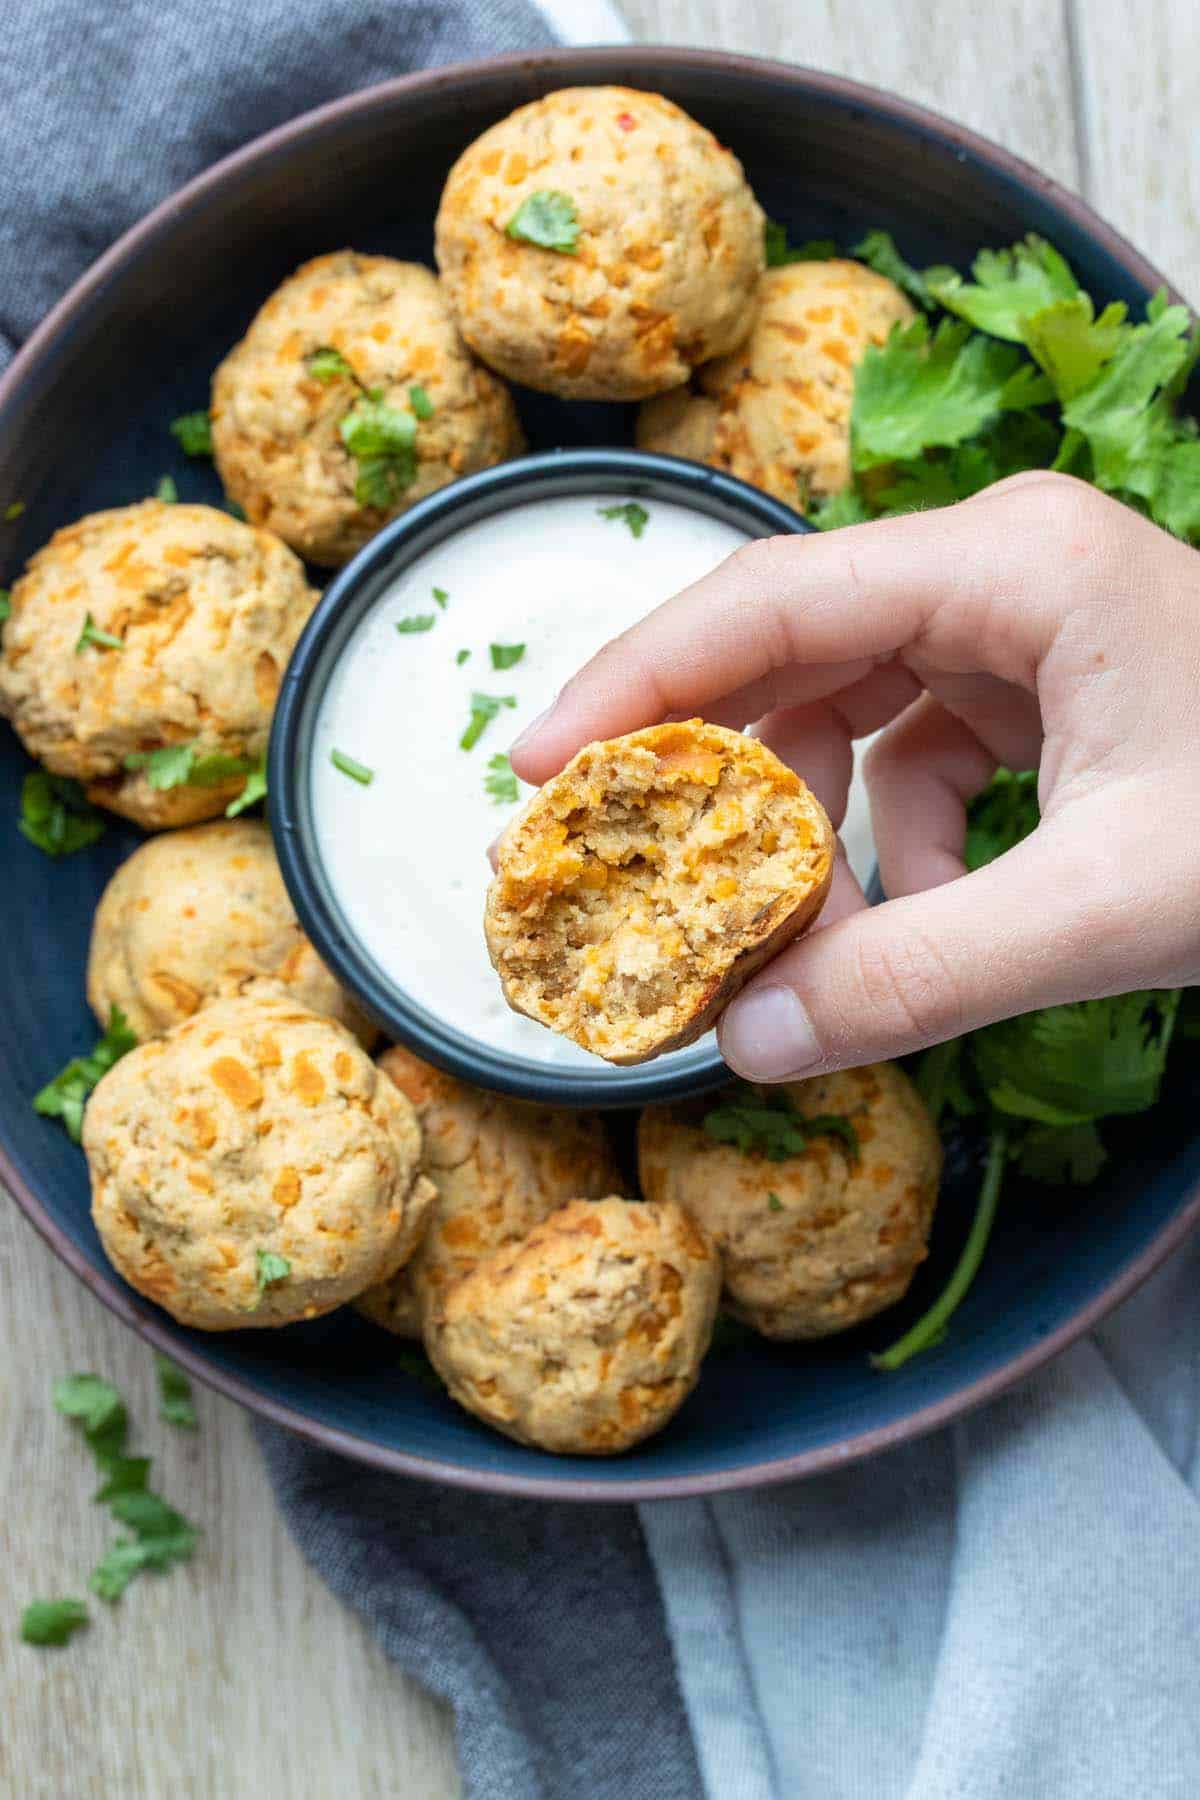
1, 48, 1198, 1498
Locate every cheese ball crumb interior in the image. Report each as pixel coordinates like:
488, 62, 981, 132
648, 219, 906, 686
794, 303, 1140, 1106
86, 820, 374, 1045
83, 992, 435, 1330
485, 720, 834, 1064
424, 1196, 720, 1454
212, 252, 526, 568
356, 1045, 621, 1338
638, 1062, 942, 1339
435, 86, 765, 401
637, 259, 916, 506
0, 500, 316, 829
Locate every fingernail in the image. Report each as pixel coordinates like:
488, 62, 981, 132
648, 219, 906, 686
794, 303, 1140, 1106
720, 985, 822, 1081
510, 701, 555, 760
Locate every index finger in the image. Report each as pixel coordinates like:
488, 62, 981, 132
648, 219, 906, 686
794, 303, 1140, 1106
509, 480, 1079, 784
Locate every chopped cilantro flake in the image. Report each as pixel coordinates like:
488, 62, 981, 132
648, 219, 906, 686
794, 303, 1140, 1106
20, 1599, 89, 1646
455, 648, 470, 666
433, 587, 449, 608
5, 499, 26, 521
767, 1191, 784, 1212
460, 691, 516, 752
169, 411, 213, 457
34, 1008, 137, 1142
19, 770, 106, 858
485, 753, 519, 805
330, 748, 374, 785
75, 612, 125, 654
599, 501, 649, 538
255, 1249, 292, 1299
156, 1356, 197, 1429
306, 346, 355, 383
506, 190, 580, 253
409, 383, 435, 419
396, 614, 436, 634
154, 474, 178, 503
489, 641, 525, 671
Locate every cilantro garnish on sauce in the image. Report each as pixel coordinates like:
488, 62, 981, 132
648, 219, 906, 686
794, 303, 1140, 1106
396, 614, 436, 635
169, 411, 213, 457
599, 502, 650, 539
506, 190, 580, 253
489, 642, 525, 671
460, 691, 517, 753
34, 1006, 137, 1143
19, 770, 106, 858
485, 753, 519, 805
330, 748, 374, 786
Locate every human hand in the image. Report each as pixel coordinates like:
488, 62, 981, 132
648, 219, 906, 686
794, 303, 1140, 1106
509, 474, 1200, 1081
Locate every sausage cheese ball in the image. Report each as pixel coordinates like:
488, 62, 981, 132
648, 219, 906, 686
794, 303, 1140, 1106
356, 1045, 621, 1337
211, 253, 525, 567
638, 1062, 942, 1339
424, 1197, 720, 1454
86, 820, 374, 1045
434, 87, 764, 401
485, 720, 834, 1064
637, 260, 916, 506
83, 992, 435, 1330
0, 501, 316, 829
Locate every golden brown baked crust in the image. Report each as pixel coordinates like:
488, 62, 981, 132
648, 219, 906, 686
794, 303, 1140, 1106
434, 87, 764, 401
211, 252, 526, 568
637, 260, 915, 506
83, 992, 435, 1330
424, 1196, 720, 1454
638, 1061, 942, 1338
0, 501, 316, 829
86, 820, 374, 1046
484, 720, 834, 1065
355, 1045, 620, 1338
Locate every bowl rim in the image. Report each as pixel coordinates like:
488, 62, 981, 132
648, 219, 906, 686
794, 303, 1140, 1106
2, 43, 1198, 1500
268, 445, 811, 1109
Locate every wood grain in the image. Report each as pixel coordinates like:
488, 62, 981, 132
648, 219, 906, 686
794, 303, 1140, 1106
1, 4, 1192, 1794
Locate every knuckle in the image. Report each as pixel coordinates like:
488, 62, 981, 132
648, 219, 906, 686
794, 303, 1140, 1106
847, 922, 967, 1049
1010, 469, 1108, 535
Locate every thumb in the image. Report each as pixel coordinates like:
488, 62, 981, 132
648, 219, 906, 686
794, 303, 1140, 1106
716, 823, 1138, 1079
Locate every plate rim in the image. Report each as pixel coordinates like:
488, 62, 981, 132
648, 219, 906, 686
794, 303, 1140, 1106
2, 43, 1197, 1499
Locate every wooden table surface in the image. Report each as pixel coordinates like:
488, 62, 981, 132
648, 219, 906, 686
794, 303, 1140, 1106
2, 5, 1197, 1795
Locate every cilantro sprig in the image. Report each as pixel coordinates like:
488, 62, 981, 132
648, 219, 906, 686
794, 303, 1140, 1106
702, 1084, 860, 1163
871, 768, 1181, 1371
33, 1006, 137, 1142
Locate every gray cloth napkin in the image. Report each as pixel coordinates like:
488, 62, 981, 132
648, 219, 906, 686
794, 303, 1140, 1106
8, 6, 1200, 1797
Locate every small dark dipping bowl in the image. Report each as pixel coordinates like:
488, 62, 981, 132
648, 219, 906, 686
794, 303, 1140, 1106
269, 448, 809, 1110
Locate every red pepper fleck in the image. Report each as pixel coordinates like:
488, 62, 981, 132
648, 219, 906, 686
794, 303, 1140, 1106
616, 112, 637, 132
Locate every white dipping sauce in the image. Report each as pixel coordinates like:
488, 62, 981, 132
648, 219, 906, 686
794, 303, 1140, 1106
311, 493, 876, 1073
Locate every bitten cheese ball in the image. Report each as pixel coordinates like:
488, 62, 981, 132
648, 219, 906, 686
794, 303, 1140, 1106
356, 1045, 621, 1337
424, 1197, 720, 1454
434, 87, 764, 401
485, 720, 834, 1064
86, 820, 373, 1045
83, 992, 435, 1330
637, 260, 916, 506
638, 1062, 942, 1339
0, 501, 316, 829
211, 253, 525, 567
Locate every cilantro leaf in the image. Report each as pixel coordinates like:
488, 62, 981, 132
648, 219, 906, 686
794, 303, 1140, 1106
507, 190, 580, 253
305, 346, 355, 383
971, 991, 1180, 1127
489, 642, 525, 671
455, 648, 470, 666
20, 1598, 89, 1646
156, 1355, 197, 1429
964, 766, 1039, 869
851, 229, 934, 309
339, 397, 418, 509
765, 221, 838, 266
433, 587, 449, 608
925, 235, 1079, 342
702, 1084, 859, 1162
223, 756, 267, 818
460, 691, 516, 752
19, 770, 106, 858
123, 742, 198, 790
808, 488, 872, 530
1016, 1121, 1107, 1186
34, 1008, 137, 1143
396, 614, 435, 635
485, 753, 519, 805
409, 383, 435, 420
154, 474, 178, 504
599, 502, 649, 538
851, 317, 1051, 469
75, 612, 124, 654
108, 1489, 198, 1562
255, 1249, 291, 1298
170, 411, 213, 457
93, 1457, 151, 1502
1021, 295, 1129, 400
330, 748, 373, 785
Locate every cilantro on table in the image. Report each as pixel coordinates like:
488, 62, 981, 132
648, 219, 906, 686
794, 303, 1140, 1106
460, 691, 516, 752
169, 411, 213, 457
506, 190, 579, 253
599, 501, 649, 539
255, 1249, 291, 1300
702, 1083, 860, 1163
154, 474, 178, 504
804, 229, 1200, 544
33, 1006, 136, 1143
156, 1356, 197, 1429
489, 641, 525, 671
20, 1598, 89, 1646
75, 612, 124, 654
122, 742, 266, 818
19, 770, 106, 857
330, 748, 374, 786
764, 220, 838, 267
485, 753, 519, 805
871, 768, 1181, 1371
